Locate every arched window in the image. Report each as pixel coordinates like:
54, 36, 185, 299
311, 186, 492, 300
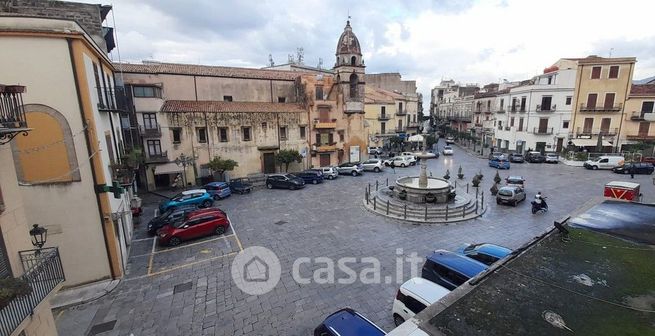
351, 56, 356, 65
349, 74, 358, 98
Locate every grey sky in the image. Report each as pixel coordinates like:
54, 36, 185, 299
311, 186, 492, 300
94, 0, 655, 105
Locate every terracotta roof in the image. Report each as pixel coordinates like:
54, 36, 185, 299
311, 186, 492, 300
630, 84, 655, 96
115, 62, 303, 81
161, 100, 306, 113
364, 86, 403, 104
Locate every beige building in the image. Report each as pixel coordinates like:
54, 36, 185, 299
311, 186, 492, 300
364, 86, 402, 148
365, 73, 422, 136
569, 56, 636, 151
621, 84, 655, 150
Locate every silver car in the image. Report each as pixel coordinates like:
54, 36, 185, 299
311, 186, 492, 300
317, 167, 338, 180
361, 159, 384, 173
496, 186, 526, 206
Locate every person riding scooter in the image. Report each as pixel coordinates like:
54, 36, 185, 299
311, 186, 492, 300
531, 192, 548, 213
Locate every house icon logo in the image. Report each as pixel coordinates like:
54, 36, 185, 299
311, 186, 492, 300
231, 246, 281, 295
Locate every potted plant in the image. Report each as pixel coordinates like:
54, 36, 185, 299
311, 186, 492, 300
490, 182, 499, 195
457, 166, 464, 179
471, 176, 481, 187
443, 169, 450, 180
493, 171, 502, 184
425, 193, 436, 203
399, 189, 407, 200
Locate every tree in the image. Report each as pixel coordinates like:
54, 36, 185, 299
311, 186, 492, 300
389, 136, 404, 150
206, 156, 238, 180
276, 149, 302, 172
426, 134, 437, 148
121, 148, 144, 170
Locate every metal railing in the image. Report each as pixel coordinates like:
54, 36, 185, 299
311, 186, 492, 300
146, 150, 168, 162
396, 109, 408, 116
579, 103, 622, 112
139, 124, 162, 137
1, 248, 64, 336
536, 104, 557, 112
0, 85, 27, 130
377, 113, 391, 121
576, 127, 618, 136
533, 127, 553, 135
97, 86, 128, 113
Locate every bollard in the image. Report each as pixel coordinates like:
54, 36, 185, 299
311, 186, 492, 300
454, 180, 457, 188
475, 200, 478, 214
368, 182, 371, 193
365, 188, 369, 205
386, 178, 389, 186
376, 180, 379, 191
467, 183, 469, 193
374, 197, 377, 210
387, 200, 390, 215
463, 204, 466, 217
425, 205, 428, 221
481, 192, 484, 210
404, 204, 407, 219
445, 205, 449, 221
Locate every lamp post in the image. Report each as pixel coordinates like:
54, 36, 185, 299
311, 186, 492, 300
174, 153, 196, 187
29, 224, 47, 253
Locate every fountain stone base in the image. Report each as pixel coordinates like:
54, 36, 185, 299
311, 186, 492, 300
394, 176, 453, 204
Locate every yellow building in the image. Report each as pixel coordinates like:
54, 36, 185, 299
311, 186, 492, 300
621, 84, 655, 149
569, 56, 636, 150
364, 86, 401, 148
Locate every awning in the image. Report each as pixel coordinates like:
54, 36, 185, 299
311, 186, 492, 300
571, 139, 612, 147
407, 134, 424, 142
154, 162, 183, 175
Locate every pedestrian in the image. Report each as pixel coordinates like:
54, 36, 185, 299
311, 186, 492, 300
630, 164, 636, 179
390, 160, 396, 174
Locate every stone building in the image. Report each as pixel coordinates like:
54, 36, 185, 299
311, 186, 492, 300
364, 73, 422, 136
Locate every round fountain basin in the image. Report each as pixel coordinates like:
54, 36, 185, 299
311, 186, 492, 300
394, 176, 453, 203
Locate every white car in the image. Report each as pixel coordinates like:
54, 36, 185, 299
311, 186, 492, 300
545, 153, 559, 164
445, 136, 455, 145
361, 159, 384, 172
317, 166, 338, 180
368, 146, 383, 155
384, 156, 412, 168
442, 146, 454, 155
392, 277, 450, 326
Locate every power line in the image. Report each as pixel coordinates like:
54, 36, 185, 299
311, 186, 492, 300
0, 125, 89, 154
18, 149, 100, 186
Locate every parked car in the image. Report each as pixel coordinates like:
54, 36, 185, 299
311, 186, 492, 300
508, 153, 524, 163
496, 186, 526, 206
295, 170, 325, 184
525, 151, 546, 163
584, 156, 624, 170
455, 243, 512, 266
157, 208, 230, 246
147, 204, 199, 235
612, 162, 654, 175
505, 176, 525, 188
489, 152, 505, 160
362, 159, 385, 172
203, 182, 232, 200
336, 162, 364, 176
266, 174, 305, 190
545, 153, 559, 164
445, 136, 455, 145
383, 156, 412, 168
314, 308, 385, 336
159, 189, 213, 212
397, 153, 417, 165
368, 146, 383, 155
489, 157, 510, 169
392, 277, 450, 326
642, 157, 655, 164
229, 178, 253, 194
442, 146, 454, 155
315, 167, 339, 180
421, 250, 488, 290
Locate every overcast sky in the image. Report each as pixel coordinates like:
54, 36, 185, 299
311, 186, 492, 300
96, 0, 655, 105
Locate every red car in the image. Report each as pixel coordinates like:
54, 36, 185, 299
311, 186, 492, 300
158, 209, 230, 246
642, 157, 655, 164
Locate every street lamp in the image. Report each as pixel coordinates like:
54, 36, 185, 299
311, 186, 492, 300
174, 153, 196, 187
29, 224, 47, 250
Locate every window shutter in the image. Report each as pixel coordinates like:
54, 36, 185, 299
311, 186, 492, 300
0, 235, 11, 278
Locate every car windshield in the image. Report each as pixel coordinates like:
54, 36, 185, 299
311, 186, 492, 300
498, 189, 513, 196
171, 194, 185, 201
171, 218, 186, 228
444, 146, 452, 150
284, 174, 296, 179
157, 208, 174, 219
507, 178, 523, 184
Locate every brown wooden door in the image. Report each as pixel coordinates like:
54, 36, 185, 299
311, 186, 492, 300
638, 122, 650, 136
587, 94, 597, 109
538, 118, 548, 133
583, 118, 594, 133
600, 118, 611, 134
380, 122, 386, 134
604, 93, 615, 109
556, 138, 564, 152
263, 152, 276, 173
319, 154, 331, 167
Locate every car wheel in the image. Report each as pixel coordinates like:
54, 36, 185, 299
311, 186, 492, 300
401, 163, 406, 168
201, 200, 212, 208
512, 200, 517, 207
496, 199, 501, 205
374, 167, 380, 173
215, 226, 226, 235
267, 183, 273, 189
394, 314, 405, 327
385, 162, 389, 166
289, 185, 296, 190
351, 170, 358, 176
592, 165, 598, 170
213, 195, 221, 200
312, 179, 318, 185
169, 236, 181, 247
328, 175, 334, 180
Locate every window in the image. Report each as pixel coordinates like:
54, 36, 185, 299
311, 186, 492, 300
218, 127, 228, 142
338, 131, 344, 142
520, 97, 526, 112
299, 126, 306, 139
381, 122, 386, 134
133, 86, 161, 98
500, 98, 504, 109
280, 126, 287, 140
591, 66, 601, 79
349, 74, 358, 98
518, 118, 524, 131
641, 101, 654, 113
196, 127, 207, 143
566, 96, 572, 105
587, 93, 598, 109
604, 93, 615, 109
583, 118, 594, 133
562, 121, 569, 129
403, 295, 428, 315
0, 186, 4, 214
0, 230, 10, 278
315, 86, 323, 100
142, 113, 157, 129
278, 97, 286, 103
600, 118, 611, 133
609, 66, 619, 79
242, 127, 252, 141
223, 95, 233, 102
381, 106, 386, 114
172, 128, 181, 144
511, 98, 517, 112
541, 96, 552, 111
146, 140, 162, 156
510, 117, 515, 127
399, 102, 403, 112
547, 76, 552, 85
261, 122, 267, 129
351, 56, 356, 65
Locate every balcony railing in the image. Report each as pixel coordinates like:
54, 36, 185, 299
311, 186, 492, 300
533, 127, 554, 135
407, 121, 419, 128
579, 103, 622, 112
396, 109, 407, 116
496, 108, 506, 114
630, 111, 645, 121
145, 150, 168, 163
1, 248, 64, 336
314, 119, 337, 129
626, 134, 655, 140
0, 85, 30, 145
576, 127, 618, 136
97, 86, 128, 113
536, 104, 557, 112
377, 113, 391, 121
395, 127, 406, 133
139, 124, 162, 138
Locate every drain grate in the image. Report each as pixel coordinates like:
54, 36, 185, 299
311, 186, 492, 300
87, 320, 116, 335
173, 281, 193, 294
274, 220, 288, 225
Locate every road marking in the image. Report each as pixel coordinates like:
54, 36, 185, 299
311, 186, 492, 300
54, 309, 65, 321
153, 234, 236, 255
227, 214, 244, 252
146, 236, 156, 275
135, 252, 238, 279
131, 237, 154, 242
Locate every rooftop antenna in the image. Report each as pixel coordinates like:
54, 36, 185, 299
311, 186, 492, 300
268, 54, 274, 67
296, 47, 304, 65
609, 48, 614, 58
317, 57, 323, 70
288, 54, 295, 64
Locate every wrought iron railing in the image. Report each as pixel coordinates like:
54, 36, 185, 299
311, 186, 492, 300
579, 103, 622, 112
1, 248, 64, 336
146, 150, 168, 163
138, 124, 162, 137
97, 86, 128, 113
0, 85, 29, 145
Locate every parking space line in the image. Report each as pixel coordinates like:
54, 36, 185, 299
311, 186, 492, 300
153, 234, 236, 255
145, 251, 238, 278
227, 214, 244, 252
132, 237, 154, 242
147, 237, 156, 275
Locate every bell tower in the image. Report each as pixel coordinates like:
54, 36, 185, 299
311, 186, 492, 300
334, 20, 365, 114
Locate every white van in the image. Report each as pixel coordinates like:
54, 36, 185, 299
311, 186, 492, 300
584, 156, 624, 170
392, 277, 450, 326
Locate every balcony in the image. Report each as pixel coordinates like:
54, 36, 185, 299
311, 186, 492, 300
316, 143, 337, 152
1, 248, 65, 336
395, 127, 406, 133
0, 85, 30, 145
407, 121, 420, 129
496, 108, 506, 114
139, 124, 162, 138
474, 123, 483, 128
536, 104, 557, 112
533, 127, 554, 135
314, 119, 337, 129
97, 86, 128, 113
576, 127, 618, 136
396, 109, 408, 116
626, 134, 655, 140
145, 150, 168, 163
579, 103, 622, 112
377, 113, 391, 121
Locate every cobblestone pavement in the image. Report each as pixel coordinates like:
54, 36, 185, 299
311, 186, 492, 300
55, 145, 655, 335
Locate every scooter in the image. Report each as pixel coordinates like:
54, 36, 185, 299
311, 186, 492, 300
531, 197, 548, 214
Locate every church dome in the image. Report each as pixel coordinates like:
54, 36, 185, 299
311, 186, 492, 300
336, 21, 362, 56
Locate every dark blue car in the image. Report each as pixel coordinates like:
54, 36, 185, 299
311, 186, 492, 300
489, 157, 510, 169
421, 250, 488, 290
455, 243, 512, 266
296, 170, 324, 184
314, 308, 385, 336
